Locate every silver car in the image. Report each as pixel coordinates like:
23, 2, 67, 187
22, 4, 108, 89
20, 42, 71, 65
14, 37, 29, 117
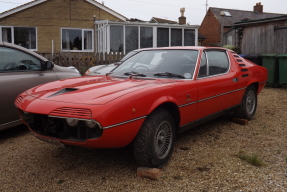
84, 50, 139, 76
0, 41, 81, 131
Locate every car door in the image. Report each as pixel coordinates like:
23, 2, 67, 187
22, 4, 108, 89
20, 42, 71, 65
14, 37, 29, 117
195, 49, 242, 120
0, 46, 58, 128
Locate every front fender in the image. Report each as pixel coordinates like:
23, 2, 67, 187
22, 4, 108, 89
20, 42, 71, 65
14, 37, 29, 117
147, 96, 179, 115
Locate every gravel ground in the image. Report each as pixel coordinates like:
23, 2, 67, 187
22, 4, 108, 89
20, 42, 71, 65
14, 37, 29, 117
1, 87, 287, 191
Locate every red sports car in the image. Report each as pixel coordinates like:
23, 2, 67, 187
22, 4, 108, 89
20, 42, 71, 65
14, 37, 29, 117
15, 47, 267, 168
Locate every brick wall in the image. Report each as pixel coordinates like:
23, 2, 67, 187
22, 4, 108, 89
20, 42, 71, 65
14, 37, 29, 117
199, 9, 221, 46
0, 0, 124, 52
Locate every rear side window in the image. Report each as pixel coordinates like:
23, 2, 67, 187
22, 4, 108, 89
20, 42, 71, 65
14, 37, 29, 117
0, 46, 41, 72
198, 50, 229, 78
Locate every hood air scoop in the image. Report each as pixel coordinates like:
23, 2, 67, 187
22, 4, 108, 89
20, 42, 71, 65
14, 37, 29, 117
47, 88, 79, 98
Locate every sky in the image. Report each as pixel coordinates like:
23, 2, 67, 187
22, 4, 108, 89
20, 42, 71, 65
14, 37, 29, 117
0, 0, 286, 25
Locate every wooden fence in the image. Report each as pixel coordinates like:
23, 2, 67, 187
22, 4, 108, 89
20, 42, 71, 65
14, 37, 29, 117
38, 52, 126, 74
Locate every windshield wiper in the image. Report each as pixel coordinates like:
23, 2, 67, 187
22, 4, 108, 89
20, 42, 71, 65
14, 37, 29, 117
154, 72, 185, 79
124, 71, 146, 78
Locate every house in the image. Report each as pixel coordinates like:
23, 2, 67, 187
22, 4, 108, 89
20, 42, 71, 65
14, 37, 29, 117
0, 0, 128, 53
0, 1, 199, 56
199, 2, 286, 47
233, 15, 287, 55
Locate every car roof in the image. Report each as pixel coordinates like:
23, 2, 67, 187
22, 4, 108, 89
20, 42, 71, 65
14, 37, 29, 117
0, 41, 48, 61
136, 46, 229, 51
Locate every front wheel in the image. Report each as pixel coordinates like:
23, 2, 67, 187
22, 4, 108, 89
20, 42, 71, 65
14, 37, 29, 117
235, 85, 257, 120
133, 108, 176, 168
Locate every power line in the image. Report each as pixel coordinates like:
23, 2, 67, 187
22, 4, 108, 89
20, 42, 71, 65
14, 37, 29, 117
127, 0, 205, 11
0, 1, 22, 4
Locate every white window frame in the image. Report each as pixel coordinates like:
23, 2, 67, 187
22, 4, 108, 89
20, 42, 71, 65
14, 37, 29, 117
61, 27, 94, 52
0, 26, 38, 51
95, 20, 198, 54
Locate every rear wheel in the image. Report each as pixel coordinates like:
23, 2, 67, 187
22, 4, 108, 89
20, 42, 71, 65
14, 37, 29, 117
133, 108, 175, 168
235, 85, 257, 120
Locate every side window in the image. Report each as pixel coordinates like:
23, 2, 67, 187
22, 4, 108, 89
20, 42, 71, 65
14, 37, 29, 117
198, 52, 207, 77
206, 51, 229, 76
0, 47, 41, 72
198, 50, 229, 78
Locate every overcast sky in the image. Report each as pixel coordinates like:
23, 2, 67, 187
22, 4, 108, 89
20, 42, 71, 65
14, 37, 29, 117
0, 0, 286, 25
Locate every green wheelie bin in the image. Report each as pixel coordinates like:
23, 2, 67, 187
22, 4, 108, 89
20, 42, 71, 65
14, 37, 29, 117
261, 54, 279, 87
277, 54, 287, 87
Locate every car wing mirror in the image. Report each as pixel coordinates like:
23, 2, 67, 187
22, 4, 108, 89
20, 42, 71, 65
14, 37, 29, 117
41, 61, 54, 70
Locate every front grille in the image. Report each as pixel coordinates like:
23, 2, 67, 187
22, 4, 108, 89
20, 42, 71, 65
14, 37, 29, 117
26, 113, 102, 142
49, 107, 92, 119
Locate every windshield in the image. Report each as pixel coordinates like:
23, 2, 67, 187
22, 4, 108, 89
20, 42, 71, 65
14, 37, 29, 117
110, 50, 198, 79
120, 51, 138, 62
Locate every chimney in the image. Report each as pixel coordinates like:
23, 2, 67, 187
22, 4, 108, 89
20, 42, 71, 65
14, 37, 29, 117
254, 2, 263, 13
178, 8, 186, 24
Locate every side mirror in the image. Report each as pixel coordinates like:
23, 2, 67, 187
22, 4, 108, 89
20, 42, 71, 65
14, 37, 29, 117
41, 61, 54, 70
46, 61, 54, 69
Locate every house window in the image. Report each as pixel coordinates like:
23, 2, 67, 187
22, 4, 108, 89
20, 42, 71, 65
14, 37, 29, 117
125, 26, 138, 52
140, 27, 152, 49
223, 11, 232, 16
157, 28, 169, 47
1, 27, 12, 43
226, 35, 233, 45
0, 26, 37, 50
61, 28, 93, 52
84, 31, 93, 50
110, 25, 123, 52
171, 28, 182, 46
14, 27, 36, 50
184, 29, 195, 46
96, 20, 198, 53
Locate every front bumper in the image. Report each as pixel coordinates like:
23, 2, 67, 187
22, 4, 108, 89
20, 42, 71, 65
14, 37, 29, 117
19, 109, 144, 148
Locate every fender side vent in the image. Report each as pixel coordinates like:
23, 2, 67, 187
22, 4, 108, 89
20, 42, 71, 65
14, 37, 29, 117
15, 96, 23, 107
47, 88, 79, 98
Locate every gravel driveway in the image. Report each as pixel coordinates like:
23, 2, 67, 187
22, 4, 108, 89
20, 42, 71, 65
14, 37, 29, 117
1, 87, 287, 191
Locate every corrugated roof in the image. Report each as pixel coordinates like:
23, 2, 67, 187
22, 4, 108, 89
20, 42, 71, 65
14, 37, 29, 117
210, 7, 286, 26
0, 0, 129, 21
234, 15, 287, 25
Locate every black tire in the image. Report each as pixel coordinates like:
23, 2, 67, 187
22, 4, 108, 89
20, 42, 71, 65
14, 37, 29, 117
235, 85, 257, 120
133, 108, 176, 168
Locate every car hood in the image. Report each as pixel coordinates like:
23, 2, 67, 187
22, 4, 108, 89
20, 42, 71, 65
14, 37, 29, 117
26, 76, 177, 105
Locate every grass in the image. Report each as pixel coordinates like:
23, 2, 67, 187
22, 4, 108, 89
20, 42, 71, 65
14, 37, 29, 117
238, 151, 266, 167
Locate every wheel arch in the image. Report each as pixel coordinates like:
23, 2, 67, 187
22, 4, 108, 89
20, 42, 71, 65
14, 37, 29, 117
149, 102, 180, 131
247, 81, 259, 94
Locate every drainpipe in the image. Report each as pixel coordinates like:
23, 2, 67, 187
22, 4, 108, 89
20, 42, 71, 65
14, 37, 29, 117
52, 40, 54, 60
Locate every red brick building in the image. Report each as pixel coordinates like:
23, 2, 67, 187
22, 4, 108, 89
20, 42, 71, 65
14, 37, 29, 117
199, 2, 285, 47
